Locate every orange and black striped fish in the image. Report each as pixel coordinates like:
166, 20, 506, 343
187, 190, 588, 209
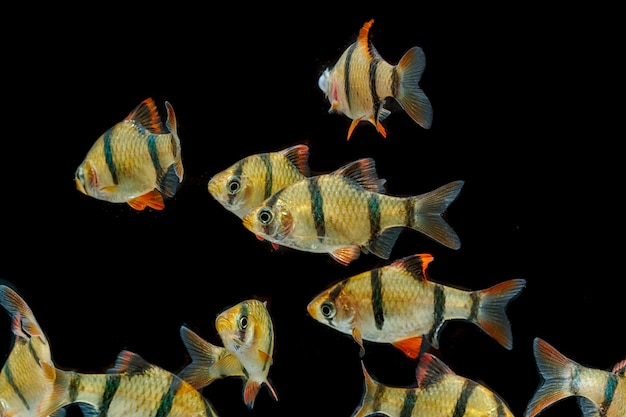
318, 19, 433, 140
243, 158, 463, 266
353, 354, 515, 417
35, 350, 219, 417
307, 253, 526, 358
0, 284, 54, 417
75, 97, 184, 211
525, 337, 626, 417
208, 144, 310, 219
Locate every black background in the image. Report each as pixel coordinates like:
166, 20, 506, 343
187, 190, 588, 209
2, 5, 622, 417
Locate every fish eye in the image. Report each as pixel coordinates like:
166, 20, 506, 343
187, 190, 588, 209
320, 301, 336, 319
238, 315, 248, 330
258, 207, 274, 225
227, 177, 241, 195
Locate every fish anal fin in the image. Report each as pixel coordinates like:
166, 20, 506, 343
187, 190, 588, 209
392, 336, 427, 359
330, 246, 361, 265
367, 228, 402, 260
243, 380, 261, 409
128, 190, 165, 211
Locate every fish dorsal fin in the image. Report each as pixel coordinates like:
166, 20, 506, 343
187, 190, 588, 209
392, 253, 434, 281
125, 98, 167, 134
332, 158, 386, 193
109, 350, 152, 374
283, 144, 311, 177
613, 358, 626, 375
357, 19, 377, 60
416, 352, 454, 388
0, 285, 45, 340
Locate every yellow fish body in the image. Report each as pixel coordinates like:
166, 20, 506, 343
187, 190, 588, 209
353, 355, 515, 417
208, 144, 310, 219
318, 19, 433, 140
214, 299, 278, 409
0, 285, 54, 417
36, 350, 219, 417
242, 158, 463, 265
525, 338, 626, 417
307, 253, 526, 358
75, 97, 184, 211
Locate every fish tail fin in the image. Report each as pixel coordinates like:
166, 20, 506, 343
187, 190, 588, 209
525, 338, 578, 417
0, 285, 46, 341
178, 325, 241, 389
395, 46, 433, 129
409, 180, 464, 249
36, 361, 70, 417
475, 278, 526, 350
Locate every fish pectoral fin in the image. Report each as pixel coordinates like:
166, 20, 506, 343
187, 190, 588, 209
351, 327, 366, 357
257, 349, 273, 364
392, 336, 428, 359
330, 246, 361, 266
271, 242, 280, 250
214, 353, 246, 377
128, 190, 165, 211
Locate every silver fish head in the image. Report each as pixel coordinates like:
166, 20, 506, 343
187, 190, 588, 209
75, 160, 97, 197
242, 200, 293, 244
207, 169, 252, 219
307, 285, 355, 335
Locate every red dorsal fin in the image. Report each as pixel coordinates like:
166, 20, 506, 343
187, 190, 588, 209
391, 253, 434, 281
282, 144, 311, 177
125, 98, 167, 134
415, 352, 455, 388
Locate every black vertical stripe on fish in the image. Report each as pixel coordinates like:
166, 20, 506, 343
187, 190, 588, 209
391, 66, 398, 97
404, 199, 414, 228
452, 379, 477, 417
326, 280, 348, 326
262, 312, 274, 373
308, 177, 326, 241
5, 359, 30, 411
369, 58, 381, 119
399, 388, 417, 417
100, 374, 121, 415
496, 401, 507, 417
154, 376, 179, 417
428, 284, 445, 343
262, 189, 285, 236
572, 364, 582, 394
601, 373, 618, 414
228, 161, 245, 206
367, 193, 382, 242
261, 153, 273, 200
238, 301, 249, 342
372, 383, 384, 411
103, 129, 118, 185
147, 134, 164, 178
469, 292, 479, 322
344, 44, 357, 112
69, 373, 80, 403
370, 269, 384, 330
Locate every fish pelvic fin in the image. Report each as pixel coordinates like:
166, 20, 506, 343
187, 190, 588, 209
331, 246, 361, 265
127, 189, 165, 211
395, 46, 433, 129
476, 278, 526, 350
366, 227, 402, 260
243, 380, 261, 409
409, 180, 464, 249
352, 361, 381, 417
525, 338, 578, 417
392, 336, 429, 360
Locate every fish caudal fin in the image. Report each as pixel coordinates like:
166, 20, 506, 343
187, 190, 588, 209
35, 361, 69, 417
409, 180, 464, 249
178, 325, 244, 389
396, 46, 433, 129
525, 338, 578, 417
476, 278, 526, 350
